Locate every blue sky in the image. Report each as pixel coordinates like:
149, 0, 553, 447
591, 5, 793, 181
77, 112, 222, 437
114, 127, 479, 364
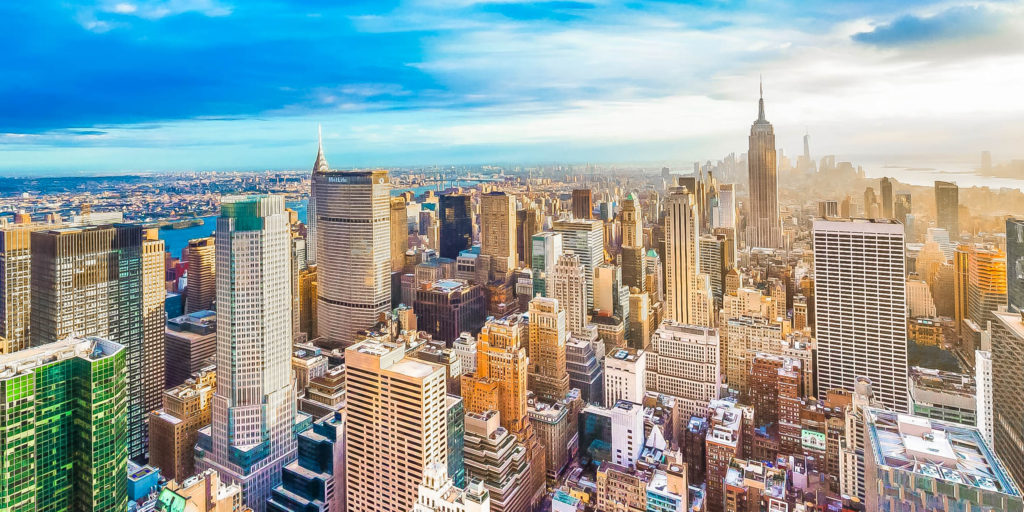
2, 0, 1023, 174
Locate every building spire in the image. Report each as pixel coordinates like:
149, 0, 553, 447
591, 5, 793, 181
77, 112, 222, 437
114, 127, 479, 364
757, 75, 766, 122
313, 123, 328, 173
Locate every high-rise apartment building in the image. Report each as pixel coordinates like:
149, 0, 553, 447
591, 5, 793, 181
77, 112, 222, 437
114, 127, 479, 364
194, 196, 298, 512
935, 180, 960, 237
813, 219, 909, 413
550, 253, 588, 337
531, 232, 563, 297
647, 321, 721, 418
0, 337, 127, 511
481, 192, 517, 274
440, 194, 474, 259
312, 168, 391, 347
345, 338, 447, 511
527, 297, 570, 400
572, 188, 593, 219
745, 84, 782, 249
30, 223, 153, 459
185, 236, 216, 313
156, 469, 250, 512
552, 219, 604, 308
664, 184, 698, 324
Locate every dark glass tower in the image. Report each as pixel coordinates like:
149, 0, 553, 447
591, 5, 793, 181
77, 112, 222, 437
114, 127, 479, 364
1007, 218, 1024, 313
439, 193, 473, 259
935, 180, 960, 237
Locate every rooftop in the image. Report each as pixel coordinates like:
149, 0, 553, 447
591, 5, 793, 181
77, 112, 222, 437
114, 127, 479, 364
866, 408, 1020, 496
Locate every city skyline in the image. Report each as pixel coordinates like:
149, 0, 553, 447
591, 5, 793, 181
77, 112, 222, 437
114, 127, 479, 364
3, 1, 1024, 174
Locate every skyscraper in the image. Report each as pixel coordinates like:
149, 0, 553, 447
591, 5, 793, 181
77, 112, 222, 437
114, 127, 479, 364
0, 220, 56, 353
1006, 218, 1024, 313
141, 232, 167, 455
664, 184, 698, 324
440, 194, 473, 259
307, 125, 328, 266
745, 82, 782, 249
391, 196, 409, 272
879, 177, 894, 218
0, 336, 127, 511
30, 223, 151, 459
312, 168, 392, 347
345, 339, 447, 512
620, 192, 642, 248
527, 296, 570, 401
991, 309, 1024, 488
552, 219, 604, 309
813, 219, 909, 413
572, 188, 593, 219
935, 180, 960, 237
965, 244, 1007, 327
530, 232, 563, 297
550, 253, 588, 337
481, 192, 517, 274
185, 237, 216, 313
194, 196, 298, 512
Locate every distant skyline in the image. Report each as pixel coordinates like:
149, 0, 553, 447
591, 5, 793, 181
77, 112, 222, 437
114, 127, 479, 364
2, 1, 1024, 174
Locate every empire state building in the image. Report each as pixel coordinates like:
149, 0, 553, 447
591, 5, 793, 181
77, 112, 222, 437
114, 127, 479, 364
745, 83, 782, 249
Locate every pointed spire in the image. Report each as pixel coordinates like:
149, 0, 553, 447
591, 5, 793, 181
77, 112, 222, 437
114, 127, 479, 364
757, 75, 766, 122
313, 123, 329, 173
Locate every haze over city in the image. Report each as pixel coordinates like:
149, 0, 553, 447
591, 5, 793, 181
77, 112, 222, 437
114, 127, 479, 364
3, 0, 1024, 175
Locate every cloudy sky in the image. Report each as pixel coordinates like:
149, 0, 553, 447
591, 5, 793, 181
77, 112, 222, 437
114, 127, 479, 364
2, 0, 1023, 174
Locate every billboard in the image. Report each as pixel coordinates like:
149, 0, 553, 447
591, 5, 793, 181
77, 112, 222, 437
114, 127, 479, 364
801, 429, 826, 452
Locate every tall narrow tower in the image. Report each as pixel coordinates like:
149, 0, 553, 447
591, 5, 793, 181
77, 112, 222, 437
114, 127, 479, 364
313, 163, 392, 347
664, 184, 698, 324
196, 195, 297, 512
307, 125, 328, 266
745, 80, 782, 248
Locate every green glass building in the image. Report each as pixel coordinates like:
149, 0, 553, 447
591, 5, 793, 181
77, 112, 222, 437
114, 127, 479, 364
0, 336, 127, 512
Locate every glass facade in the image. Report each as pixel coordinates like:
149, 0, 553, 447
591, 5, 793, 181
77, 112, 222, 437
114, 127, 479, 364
0, 337, 126, 512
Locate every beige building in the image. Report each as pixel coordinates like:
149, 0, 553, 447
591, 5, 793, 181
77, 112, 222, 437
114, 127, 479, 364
345, 339, 448, 512
663, 184, 698, 324
0, 220, 60, 353
480, 192, 517, 275
149, 367, 216, 482
156, 469, 252, 512
527, 297, 570, 401
185, 237, 216, 313
647, 321, 721, 419
550, 253, 588, 337
391, 196, 409, 272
